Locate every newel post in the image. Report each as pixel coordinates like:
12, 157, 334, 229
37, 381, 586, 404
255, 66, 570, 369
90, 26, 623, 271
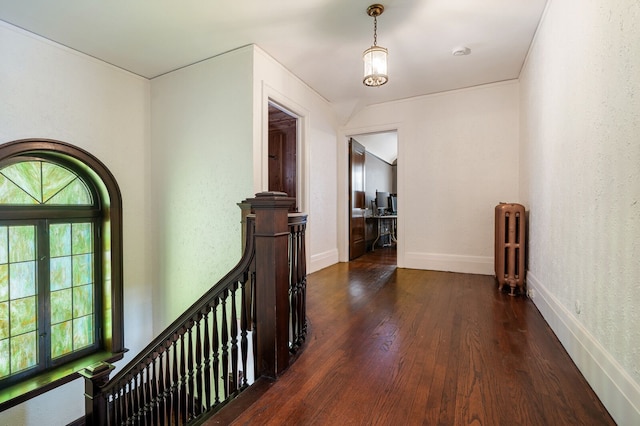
80, 361, 115, 426
245, 191, 295, 378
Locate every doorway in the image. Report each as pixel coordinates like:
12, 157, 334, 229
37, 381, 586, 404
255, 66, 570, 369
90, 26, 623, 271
347, 131, 398, 262
268, 103, 298, 211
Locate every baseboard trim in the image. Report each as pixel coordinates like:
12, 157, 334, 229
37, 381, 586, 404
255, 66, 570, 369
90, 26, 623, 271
309, 249, 339, 274
527, 272, 640, 426
403, 252, 493, 275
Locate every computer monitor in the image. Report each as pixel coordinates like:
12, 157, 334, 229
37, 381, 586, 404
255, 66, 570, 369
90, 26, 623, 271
389, 194, 397, 214
376, 191, 389, 215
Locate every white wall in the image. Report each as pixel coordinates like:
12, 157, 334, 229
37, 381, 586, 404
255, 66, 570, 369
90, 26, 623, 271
150, 47, 254, 329
343, 81, 520, 274
0, 22, 152, 426
252, 46, 340, 273
520, 1, 640, 424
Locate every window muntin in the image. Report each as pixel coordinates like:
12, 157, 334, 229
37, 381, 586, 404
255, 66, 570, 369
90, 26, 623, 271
0, 159, 99, 385
0, 225, 38, 378
49, 221, 96, 360
0, 160, 93, 205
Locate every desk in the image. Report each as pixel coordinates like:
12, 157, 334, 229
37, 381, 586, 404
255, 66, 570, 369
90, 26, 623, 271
372, 215, 397, 250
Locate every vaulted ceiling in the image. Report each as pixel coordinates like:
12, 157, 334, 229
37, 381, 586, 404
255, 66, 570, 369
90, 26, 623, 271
0, 0, 547, 119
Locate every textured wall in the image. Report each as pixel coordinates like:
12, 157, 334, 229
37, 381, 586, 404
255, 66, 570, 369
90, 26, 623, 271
150, 47, 254, 329
520, 0, 640, 423
345, 81, 520, 274
0, 22, 151, 426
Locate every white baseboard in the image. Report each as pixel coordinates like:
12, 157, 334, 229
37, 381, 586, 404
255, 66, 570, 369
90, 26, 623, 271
527, 272, 640, 426
402, 251, 493, 275
308, 248, 339, 274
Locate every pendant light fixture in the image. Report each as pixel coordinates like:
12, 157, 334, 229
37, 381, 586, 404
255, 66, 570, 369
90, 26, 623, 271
363, 4, 388, 87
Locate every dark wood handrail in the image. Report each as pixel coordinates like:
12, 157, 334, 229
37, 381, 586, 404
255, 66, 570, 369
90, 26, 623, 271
81, 192, 308, 426
104, 217, 256, 393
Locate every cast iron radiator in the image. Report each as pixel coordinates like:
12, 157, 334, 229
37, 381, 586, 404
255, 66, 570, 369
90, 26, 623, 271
494, 203, 526, 296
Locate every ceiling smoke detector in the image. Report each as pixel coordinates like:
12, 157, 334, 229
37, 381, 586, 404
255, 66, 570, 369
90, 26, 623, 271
452, 46, 471, 56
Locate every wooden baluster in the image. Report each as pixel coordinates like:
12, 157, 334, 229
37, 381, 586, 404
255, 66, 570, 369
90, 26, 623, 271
106, 390, 115, 426
221, 289, 229, 398
127, 376, 133, 423
202, 308, 212, 410
299, 221, 308, 342
296, 223, 304, 348
195, 315, 203, 417
187, 325, 194, 420
112, 388, 120, 426
145, 367, 151, 425
179, 332, 187, 424
240, 278, 249, 388
172, 340, 180, 425
118, 381, 125, 425
289, 224, 298, 351
157, 351, 165, 426
139, 367, 145, 424
163, 343, 172, 423
212, 298, 220, 405
230, 283, 239, 394
151, 360, 158, 424
231, 282, 242, 392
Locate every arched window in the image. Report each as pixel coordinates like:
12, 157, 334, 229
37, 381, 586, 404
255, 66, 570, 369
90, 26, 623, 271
0, 140, 125, 406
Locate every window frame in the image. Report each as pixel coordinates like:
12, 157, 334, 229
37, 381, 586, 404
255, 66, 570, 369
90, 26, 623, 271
0, 139, 126, 410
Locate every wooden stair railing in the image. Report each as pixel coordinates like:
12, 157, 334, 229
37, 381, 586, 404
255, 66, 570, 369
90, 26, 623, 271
80, 192, 307, 426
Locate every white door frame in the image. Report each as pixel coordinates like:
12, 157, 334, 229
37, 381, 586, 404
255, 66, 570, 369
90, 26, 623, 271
338, 122, 404, 267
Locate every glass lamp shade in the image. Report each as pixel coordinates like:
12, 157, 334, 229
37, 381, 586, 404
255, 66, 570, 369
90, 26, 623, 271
363, 45, 388, 87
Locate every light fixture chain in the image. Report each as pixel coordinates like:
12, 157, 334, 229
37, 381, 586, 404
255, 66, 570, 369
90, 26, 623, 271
373, 15, 378, 46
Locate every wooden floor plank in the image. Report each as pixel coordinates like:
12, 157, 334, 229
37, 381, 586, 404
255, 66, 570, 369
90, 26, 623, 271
209, 248, 614, 425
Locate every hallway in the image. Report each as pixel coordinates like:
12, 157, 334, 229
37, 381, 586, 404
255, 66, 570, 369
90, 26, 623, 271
212, 251, 614, 425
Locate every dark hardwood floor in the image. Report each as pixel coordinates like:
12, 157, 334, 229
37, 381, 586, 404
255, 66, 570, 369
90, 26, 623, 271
211, 247, 614, 425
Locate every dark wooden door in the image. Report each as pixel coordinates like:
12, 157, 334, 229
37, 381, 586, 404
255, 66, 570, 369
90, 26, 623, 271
349, 139, 366, 260
268, 105, 297, 211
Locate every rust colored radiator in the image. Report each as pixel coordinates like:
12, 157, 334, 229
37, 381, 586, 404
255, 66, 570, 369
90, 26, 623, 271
494, 203, 526, 296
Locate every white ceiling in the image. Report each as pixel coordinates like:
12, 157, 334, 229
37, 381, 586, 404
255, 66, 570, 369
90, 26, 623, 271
0, 0, 547, 119
352, 131, 398, 164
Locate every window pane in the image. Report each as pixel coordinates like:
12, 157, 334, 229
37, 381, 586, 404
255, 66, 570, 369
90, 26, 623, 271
10, 331, 37, 374
0, 339, 9, 378
72, 254, 93, 287
72, 223, 92, 255
50, 224, 71, 258
0, 160, 93, 206
0, 264, 7, 302
10, 296, 37, 336
41, 162, 76, 203
72, 285, 93, 318
46, 179, 92, 205
0, 301, 7, 339
9, 226, 35, 263
51, 321, 72, 359
0, 174, 38, 204
73, 315, 93, 350
9, 262, 36, 299
50, 257, 72, 291
0, 226, 6, 264
50, 289, 72, 324
0, 162, 42, 203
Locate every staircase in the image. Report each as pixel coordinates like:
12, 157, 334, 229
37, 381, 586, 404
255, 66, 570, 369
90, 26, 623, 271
80, 192, 307, 425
